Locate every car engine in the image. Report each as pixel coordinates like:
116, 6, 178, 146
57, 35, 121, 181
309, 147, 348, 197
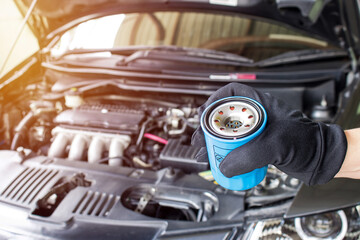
1, 70, 360, 239
10, 92, 206, 173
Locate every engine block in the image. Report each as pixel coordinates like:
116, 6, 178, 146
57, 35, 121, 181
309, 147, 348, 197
48, 126, 131, 166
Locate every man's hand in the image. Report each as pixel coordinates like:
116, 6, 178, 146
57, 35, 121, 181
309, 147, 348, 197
192, 83, 347, 185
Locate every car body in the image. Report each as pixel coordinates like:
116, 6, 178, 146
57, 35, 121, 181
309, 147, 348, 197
1, 0, 360, 239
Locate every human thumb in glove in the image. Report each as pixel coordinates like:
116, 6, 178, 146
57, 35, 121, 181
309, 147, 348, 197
192, 83, 347, 186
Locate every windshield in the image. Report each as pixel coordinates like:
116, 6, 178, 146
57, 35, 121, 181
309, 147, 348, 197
52, 11, 338, 61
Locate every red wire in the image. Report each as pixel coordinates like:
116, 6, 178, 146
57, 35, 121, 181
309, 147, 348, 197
144, 133, 168, 145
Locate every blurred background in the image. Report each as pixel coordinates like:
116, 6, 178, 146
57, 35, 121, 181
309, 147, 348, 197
0, 0, 38, 76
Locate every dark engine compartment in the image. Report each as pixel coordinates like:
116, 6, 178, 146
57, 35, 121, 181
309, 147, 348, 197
1, 61, 360, 239
0, 151, 298, 239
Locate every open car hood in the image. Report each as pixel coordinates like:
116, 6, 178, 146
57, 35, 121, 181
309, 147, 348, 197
13, 0, 360, 54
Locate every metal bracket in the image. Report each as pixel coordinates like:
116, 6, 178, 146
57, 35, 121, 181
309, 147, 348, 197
135, 193, 152, 213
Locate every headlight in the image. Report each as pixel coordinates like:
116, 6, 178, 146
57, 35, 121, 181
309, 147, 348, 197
294, 210, 347, 240
243, 209, 356, 240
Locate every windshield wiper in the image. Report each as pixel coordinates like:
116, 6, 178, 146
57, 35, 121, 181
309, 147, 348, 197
56, 45, 254, 67
257, 49, 348, 67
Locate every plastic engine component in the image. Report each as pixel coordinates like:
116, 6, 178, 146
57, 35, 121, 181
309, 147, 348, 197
54, 104, 145, 134
159, 139, 208, 173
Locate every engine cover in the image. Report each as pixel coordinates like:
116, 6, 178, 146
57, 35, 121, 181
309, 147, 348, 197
54, 104, 145, 134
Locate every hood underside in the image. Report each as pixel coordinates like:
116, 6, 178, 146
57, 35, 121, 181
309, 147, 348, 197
15, 0, 345, 48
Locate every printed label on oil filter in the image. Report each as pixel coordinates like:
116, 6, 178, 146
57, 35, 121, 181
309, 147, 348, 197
213, 145, 232, 166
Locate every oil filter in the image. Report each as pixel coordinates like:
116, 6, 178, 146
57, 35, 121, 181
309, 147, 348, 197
200, 96, 267, 190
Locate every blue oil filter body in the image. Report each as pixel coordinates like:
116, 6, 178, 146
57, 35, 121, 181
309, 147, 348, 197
200, 96, 267, 190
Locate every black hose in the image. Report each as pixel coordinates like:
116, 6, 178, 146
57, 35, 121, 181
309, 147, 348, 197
11, 112, 37, 150
135, 115, 168, 149
136, 118, 153, 147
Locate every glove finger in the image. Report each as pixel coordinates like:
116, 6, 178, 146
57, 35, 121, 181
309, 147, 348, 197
219, 128, 272, 178
219, 149, 266, 178
191, 127, 206, 147
195, 147, 209, 162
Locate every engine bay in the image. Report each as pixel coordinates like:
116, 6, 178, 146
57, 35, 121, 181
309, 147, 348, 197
3, 71, 340, 173
1, 63, 360, 239
2, 1, 360, 237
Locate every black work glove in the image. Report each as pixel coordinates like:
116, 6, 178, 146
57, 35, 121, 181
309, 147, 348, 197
192, 83, 347, 185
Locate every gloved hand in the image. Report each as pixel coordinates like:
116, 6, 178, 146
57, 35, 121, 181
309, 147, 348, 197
192, 83, 347, 185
